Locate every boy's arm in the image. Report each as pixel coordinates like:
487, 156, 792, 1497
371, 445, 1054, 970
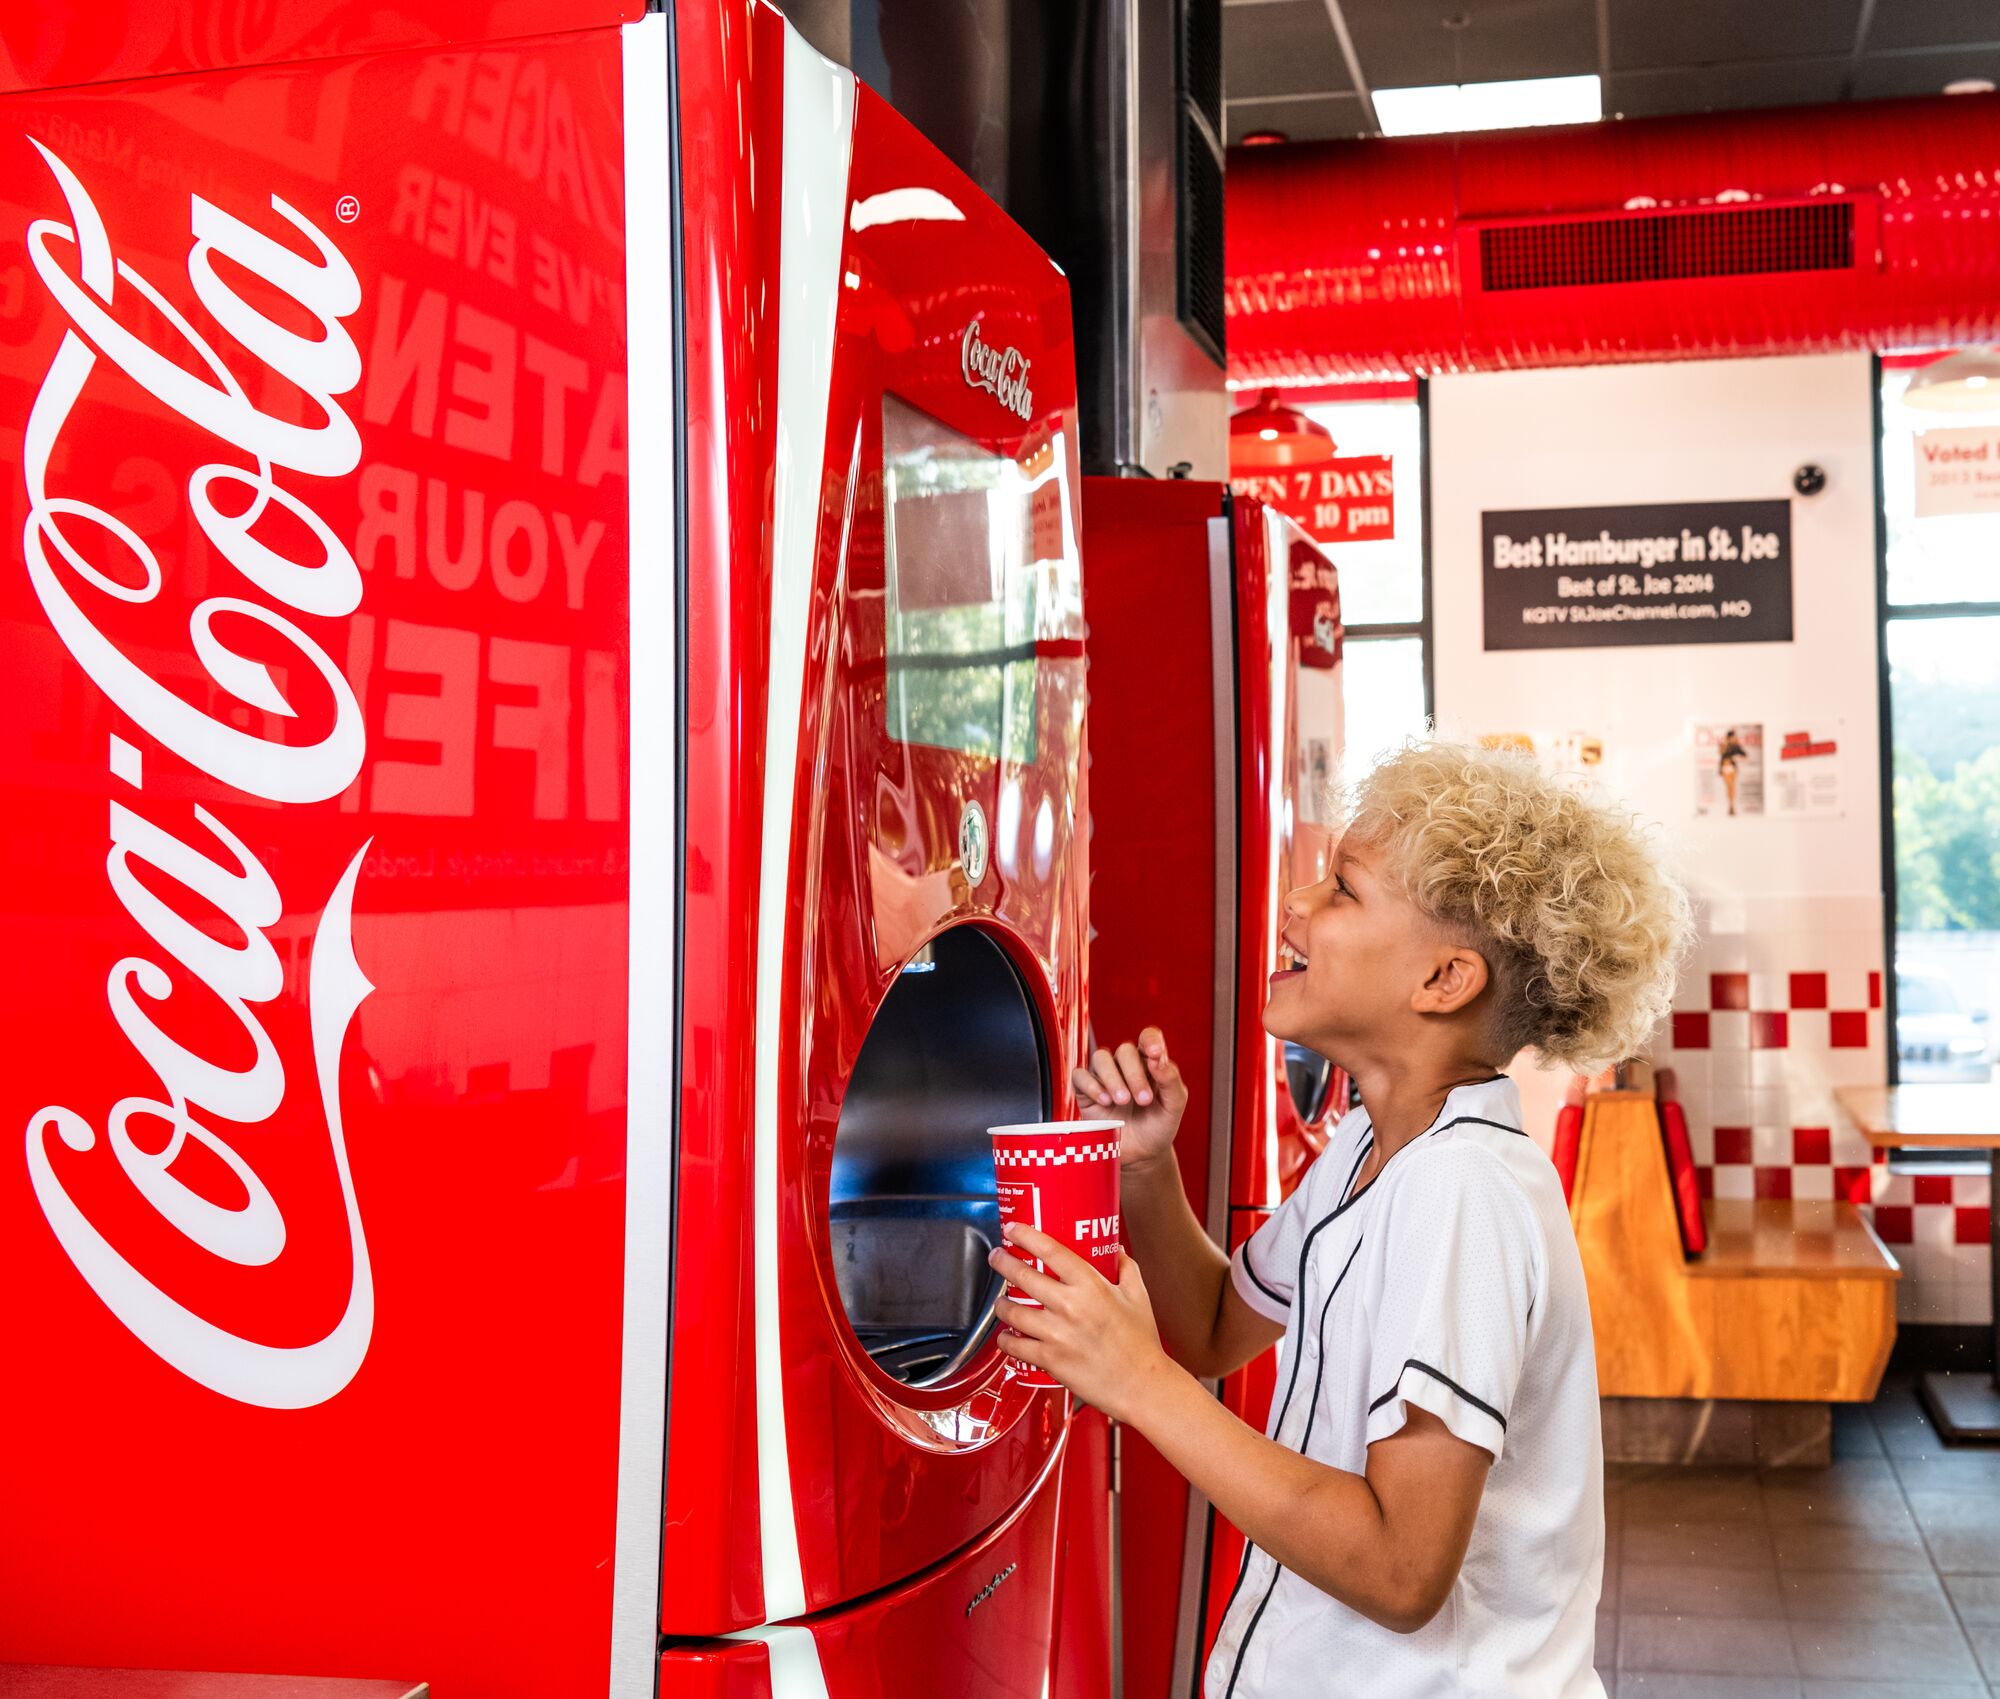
1130, 1357, 1490, 1634
1121, 1149, 1284, 1378
990, 1225, 1490, 1634
1083, 1030, 1285, 1378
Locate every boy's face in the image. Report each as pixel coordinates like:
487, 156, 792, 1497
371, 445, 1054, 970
1264, 832, 1460, 1056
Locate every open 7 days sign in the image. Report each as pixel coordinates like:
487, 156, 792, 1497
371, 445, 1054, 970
1481, 499, 1793, 651
1231, 455, 1395, 544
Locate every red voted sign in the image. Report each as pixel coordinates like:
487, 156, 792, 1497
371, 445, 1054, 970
1231, 455, 1395, 545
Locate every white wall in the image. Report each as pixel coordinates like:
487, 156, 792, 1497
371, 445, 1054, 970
1429, 353, 1881, 904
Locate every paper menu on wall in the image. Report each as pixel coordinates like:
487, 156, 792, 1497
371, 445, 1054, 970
1769, 726, 1843, 818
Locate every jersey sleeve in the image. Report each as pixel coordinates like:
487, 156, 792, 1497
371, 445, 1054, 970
1363, 1142, 1541, 1463
1226, 1108, 1364, 1324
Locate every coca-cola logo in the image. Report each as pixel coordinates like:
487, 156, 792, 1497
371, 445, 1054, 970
18, 141, 376, 1409
961, 318, 1033, 422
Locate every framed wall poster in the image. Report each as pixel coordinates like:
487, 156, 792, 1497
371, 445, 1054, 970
1695, 722, 1764, 817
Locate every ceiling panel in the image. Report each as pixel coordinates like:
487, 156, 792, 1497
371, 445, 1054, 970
1221, 0, 2000, 135
1224, 0, 1351, 101
1226, 91, 1370, 143
1606, 0, 1863, 72
1342, 0, 1599, 91
1604, 56, 1853, 118
1863, 0, 2000, 53
1852, 46, 2000, 99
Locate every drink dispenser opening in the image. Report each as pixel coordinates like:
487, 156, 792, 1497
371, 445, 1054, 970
829, 926, 1048, 1389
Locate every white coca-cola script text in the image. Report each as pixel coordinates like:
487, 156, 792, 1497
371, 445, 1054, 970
20, 141, 377, 1410
961, 318, 1033, 422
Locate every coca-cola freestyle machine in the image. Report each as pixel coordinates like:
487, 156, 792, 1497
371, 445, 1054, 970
0, 5, 1104, 1698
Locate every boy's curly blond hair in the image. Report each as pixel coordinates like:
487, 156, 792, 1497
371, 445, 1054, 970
1345, 741, 1692, 1072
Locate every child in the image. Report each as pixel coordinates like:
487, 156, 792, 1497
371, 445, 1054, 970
990, 740, 1690, 1698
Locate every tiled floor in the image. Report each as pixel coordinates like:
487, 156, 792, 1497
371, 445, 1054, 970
1597, 1375, 2000, 1697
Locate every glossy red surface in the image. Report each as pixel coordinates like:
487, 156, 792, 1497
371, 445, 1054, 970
658, 1437, 1072, 1699
1082, 485, 1341, 1699
1078, 474, 1227, 1699
1225, 503, 1284, 1211
1077, 476, 1229, 1226
663, 0, 783, 1634
1, 0, 642, 96
1049, 1407, 1115, 1699
1228, 503, 1338, 1211
0, 21, 637, 1699
1228, 93, 2000, 381
662, 34, 1092, 1635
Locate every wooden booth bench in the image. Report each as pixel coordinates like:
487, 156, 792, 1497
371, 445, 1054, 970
1570, 1091, 1899, 1466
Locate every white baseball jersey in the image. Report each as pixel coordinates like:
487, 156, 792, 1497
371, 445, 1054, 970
1207, 1075, 1606, 1699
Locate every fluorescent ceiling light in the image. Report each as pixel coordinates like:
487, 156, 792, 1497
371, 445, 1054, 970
1375, 74, 1601, 138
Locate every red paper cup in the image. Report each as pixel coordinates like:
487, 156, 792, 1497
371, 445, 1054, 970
988, 1119, 1123, 1388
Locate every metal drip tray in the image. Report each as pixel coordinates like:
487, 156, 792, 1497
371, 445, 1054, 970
832, 1215, 994, 1333
829, 926, 1047, 1389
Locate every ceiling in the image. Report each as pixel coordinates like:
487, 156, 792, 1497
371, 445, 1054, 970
1223, 0, 2000, 144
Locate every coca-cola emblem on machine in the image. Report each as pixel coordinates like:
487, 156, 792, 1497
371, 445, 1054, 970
17, 140, 377, 1412
961, 317, 1034, 420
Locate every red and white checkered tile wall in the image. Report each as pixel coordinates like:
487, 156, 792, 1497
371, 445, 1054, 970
1655, 898, 1989, 1325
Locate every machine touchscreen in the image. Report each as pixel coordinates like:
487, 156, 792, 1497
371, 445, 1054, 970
882, 392, 1062, 763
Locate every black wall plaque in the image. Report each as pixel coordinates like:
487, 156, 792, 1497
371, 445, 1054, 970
1481, 500, 1793, 650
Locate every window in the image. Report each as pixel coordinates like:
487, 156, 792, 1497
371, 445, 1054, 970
1879, 361, 2000, 1087
1300, 391, 1431, 772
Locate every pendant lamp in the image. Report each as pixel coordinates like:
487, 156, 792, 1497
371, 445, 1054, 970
1229, 389, 1335, 469
1905, 347, 2000, 413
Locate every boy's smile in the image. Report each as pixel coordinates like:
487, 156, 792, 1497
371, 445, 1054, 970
1263, 832, 1497, 1077
1264, 833, 1396, 1051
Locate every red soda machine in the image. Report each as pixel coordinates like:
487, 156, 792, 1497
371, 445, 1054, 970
0, 3, 1108, 1697
1081, 483, 1346, 1697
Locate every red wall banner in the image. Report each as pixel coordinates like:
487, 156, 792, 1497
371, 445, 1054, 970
1230, 455, 1394, 545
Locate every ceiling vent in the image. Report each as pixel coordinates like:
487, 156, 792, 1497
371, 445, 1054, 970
1225, 94, 2000, 380
1474, 200, 1860, 294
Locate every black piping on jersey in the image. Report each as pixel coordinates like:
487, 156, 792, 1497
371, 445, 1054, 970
1431, 1114, 1527, 1140
1212, 1227, 1364, 1655
1232, 1129, 1373, 1312
1341, 1102, 1520, 1215
1221, 1232, 1366, 1699
1239, 1243, 1289, 1310
1368, 1358, 1508, 1431
1210, 1136, 1370, 1669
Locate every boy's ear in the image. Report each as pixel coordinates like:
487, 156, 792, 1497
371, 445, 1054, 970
1410, 946, 1491, 1017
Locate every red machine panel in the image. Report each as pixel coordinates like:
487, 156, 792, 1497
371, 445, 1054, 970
1076, 477, 1226, 1699
1225, 500, 1341, 1214
1081, 484, 1341, 1698
663, 0, 1093, 1657
0, 18, 651, 1699
1, 0, 643, 96
657, 1438, 1072, 1699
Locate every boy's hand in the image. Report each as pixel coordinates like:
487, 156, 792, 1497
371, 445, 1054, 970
988, 1223, 1178, 1423
1073, 1026, 1186, 1173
